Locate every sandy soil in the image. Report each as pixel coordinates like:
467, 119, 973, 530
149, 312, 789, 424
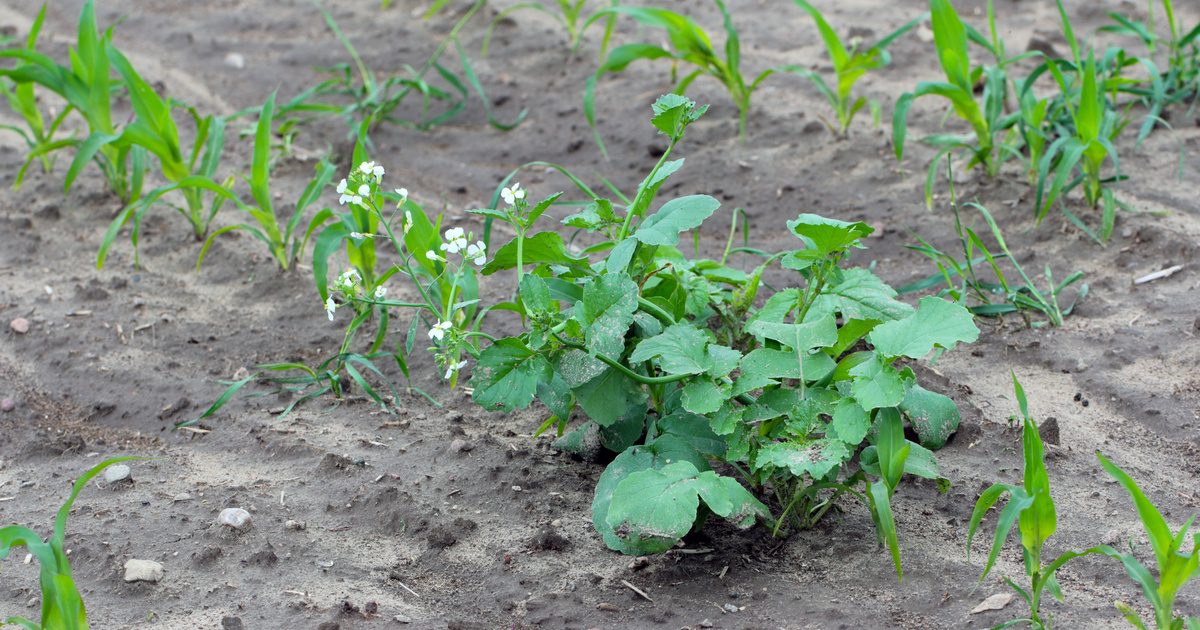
1, 0, 1198, 628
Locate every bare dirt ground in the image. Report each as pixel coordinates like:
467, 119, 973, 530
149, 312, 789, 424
1, 0, 1198, 628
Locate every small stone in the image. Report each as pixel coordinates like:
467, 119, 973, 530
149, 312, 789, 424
217, 507, 252, 531
123, 559, 164, 583
104, 464, 132, 485
1102, 528, 1121, 546
449, 438, 474, 454
722, 603, 739, 614
596, 603, 619, 612
1, 398, 14, 412
393, 614, 412, 624
10, 318, 29, 334
285, 519, 307, 531
221, 617, 245, 630
173, 492, 192, 502
512, 485, 522, 492
971, 593, 1014, 614
699, 621, 713, 628
224, 52, 245, 69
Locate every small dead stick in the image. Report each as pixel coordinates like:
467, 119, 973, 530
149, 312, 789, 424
396, 580, 420, 598
1133, 264, 1184, 285
621, 579, 653, 602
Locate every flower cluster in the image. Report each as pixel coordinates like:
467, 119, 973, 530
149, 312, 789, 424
336, 161, 391, 208
323, 268, 389, 321
426, 226, 486, 267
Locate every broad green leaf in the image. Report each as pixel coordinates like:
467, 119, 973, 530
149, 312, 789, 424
574, 273, 639, 359
900, 384, 960, 449
746, 314, 837, 350
655, 411, 726, 458
850, 355, 912, 410
868, 296, 979, 359
755, 439, 849, 480
738, 347, 837, 381
704, 344, 742, 378
600, 404, 648, 452
519, 274, 555, 314
470, 338, 551, 412
681, 379, 726, 414
606, 461, 766, 555
650, 93, 706, 138
810, 268, 915, 322
633, 195, 721, 246
558, 348, 607, 388
786, 213, 873, 257
573, 366, 646, 427
629, 323, 710, 374
709, 402, 744, 436
830, 398, 870, 444
536, 370, 572, 421
482, 231, 587, 275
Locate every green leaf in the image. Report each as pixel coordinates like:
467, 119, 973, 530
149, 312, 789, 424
650, 93, 706, 138
573, 366, 646, 427
655, 411, 726, 458
868, 296, 980, 359
810, 268, 915, 322
755, 439, 849, 480
519, 274, 556, 314
786, 213, 873, 257
681, 379, 726, 415
606, 461, 766, 555
709, 402, 745, 436
830, 398, 871, 444
482, 231, 587, 275
900, 384, 960, 450
470, 338, 551, 413
574, 273, 639, 359
849, 355, 912, 410
746, 314, 838, 350
629, 323, 710, 375
592, 443, 709, 554
633, 195, 721, 246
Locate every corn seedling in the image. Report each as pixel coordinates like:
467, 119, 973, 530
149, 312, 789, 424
0, 1, 145, 203
1101, 0, 1200, 119
893, 0, 1023, 207
1, 456, 141, 630
294, 2, 524, 139
900, 160, 1086, 327
1094, 452, 1200, 630
967, 373, 1106, 628
0, 6, 73, 188
195, 92, 337, 271
583, 0, 786, 153
482, 0, 618, 57
789, 1, 923, 136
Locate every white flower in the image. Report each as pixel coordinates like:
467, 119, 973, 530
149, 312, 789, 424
325, 296, 337, 321
428, 320, 452, 341
440, 227, 468, 254
394, 187, 409, 203
403, 210, 413, 235
339, 193, 363, 206
357, 184, 371, 197
336, 179, 348, 194
466, 240, 486, 266
335, 269, 361, 293
501, 182, 524, 206
374, 286, 387, 300
425, 250, 445, 262
358, 161, 384, 181
443, 360, 468, 380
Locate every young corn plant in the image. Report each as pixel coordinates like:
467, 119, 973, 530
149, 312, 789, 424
95, 46, 231, 268
195, 92, 337, 271
482, 0, 618, 56
0, 5, 74, 188
1033, 2, 1127, 244
0, 0, 144, 203
1, 457, 140, 630
901, 161, 1087, 327
893, 0, 1021, 207
296, 3, 523, 138
1095, 452, 1200, 630
1100, 0, 1200, 119
583, 0, 783, 153
789, 0, 923, 136
967, 373, 1104, 629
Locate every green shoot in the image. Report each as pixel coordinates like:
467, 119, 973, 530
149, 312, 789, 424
482, 0, 618, 56
1095, 452, 1200, 630
789, 1, 923, 136
1, 457, 142, 630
